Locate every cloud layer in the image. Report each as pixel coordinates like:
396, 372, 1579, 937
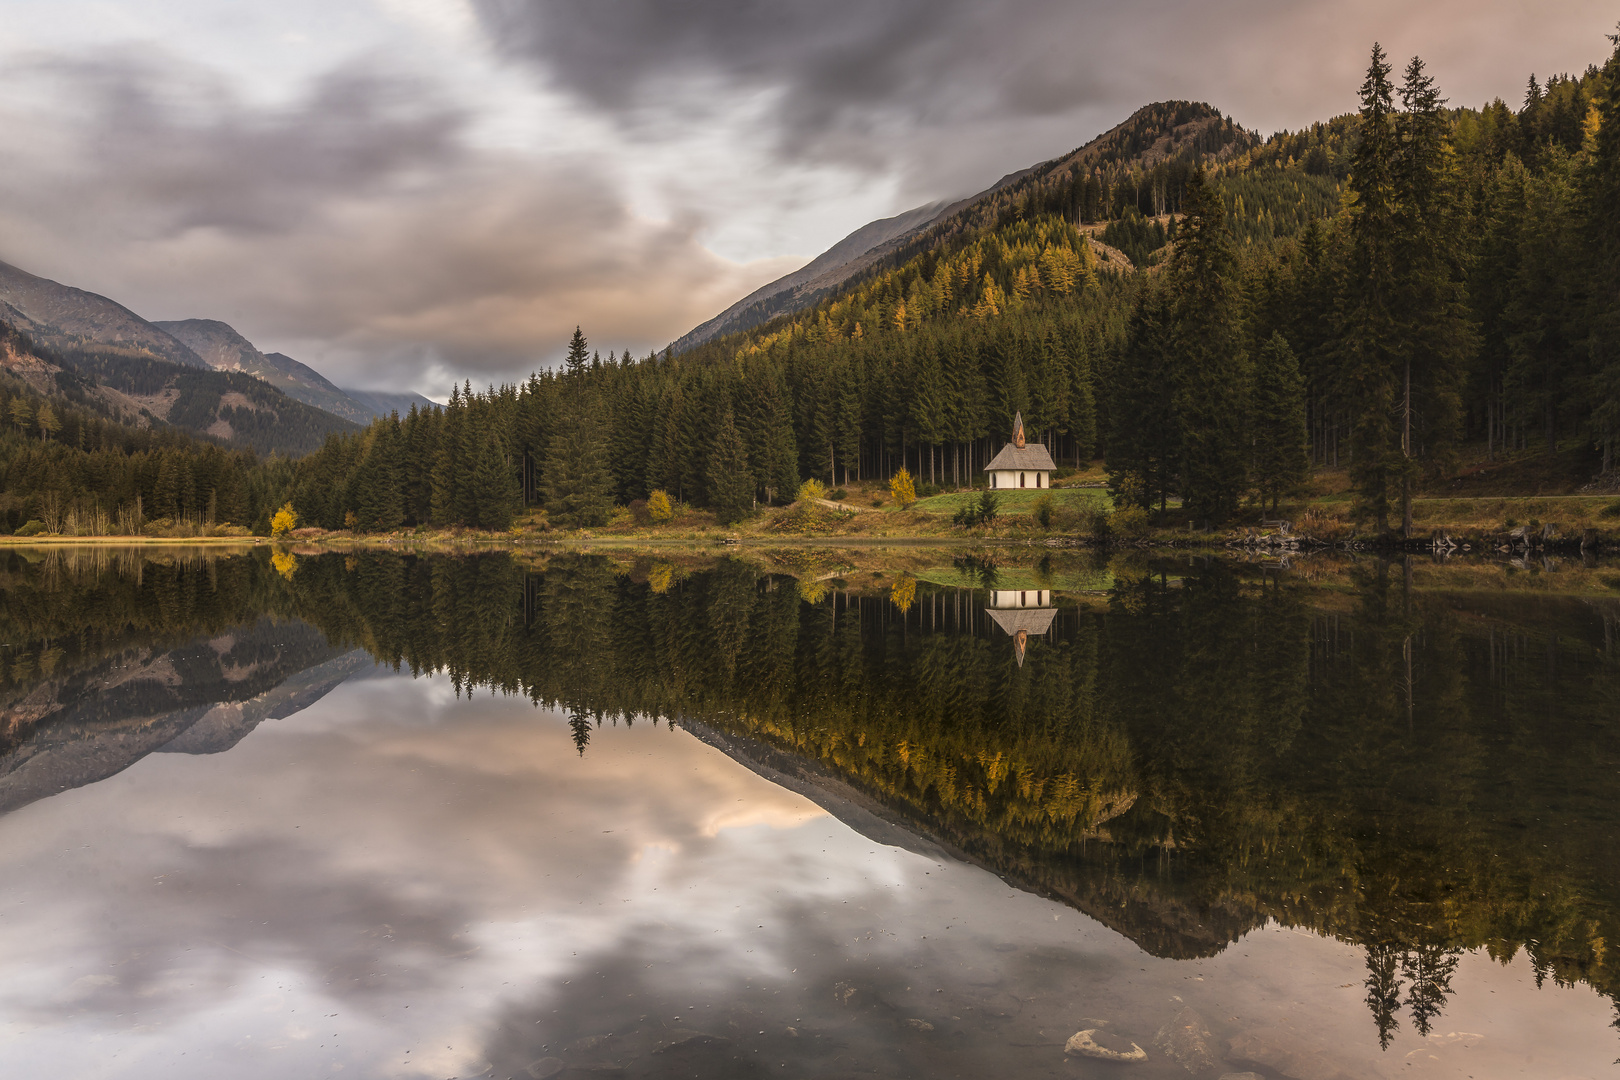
0, 1, 1616, 392
0, 50, 795, 391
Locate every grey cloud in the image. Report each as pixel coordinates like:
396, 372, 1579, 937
0, 52, 790, 391
26, 56, 464, 235
473, 0, 1620, 196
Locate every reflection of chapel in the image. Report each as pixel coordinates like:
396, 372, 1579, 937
984, 412, 1055, 490
985, 588, 1057, 668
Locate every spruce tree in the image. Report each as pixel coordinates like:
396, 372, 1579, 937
1169, 167, 1250, 522
467, 421, 519, 530
542, 348, 614, 528
356, 415, 406, 532
1391, 55, 1472, 536
1582, 26, 1620, 473
1106, 282, 1178, 509
708, 407, 754, 524
1338, 43, 1402, 531
1251, 333, 1310, 514
430, 386, 465, 525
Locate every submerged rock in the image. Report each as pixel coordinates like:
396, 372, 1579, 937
1227, 1028, 1358, 1080
904, 1018, 935, 1032
525, 1057, 565, 1079
1217, 1074, 1264, 1080
1064, 1028, 1147, 1062
1152, 1006, 1216, 1072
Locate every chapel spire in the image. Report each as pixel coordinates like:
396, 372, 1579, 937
1012, 411, 1026, 449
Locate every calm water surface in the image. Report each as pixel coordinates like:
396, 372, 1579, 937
0, 546, 1617, 1079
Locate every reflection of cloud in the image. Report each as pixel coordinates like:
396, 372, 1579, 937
0, 670, 1616, 1079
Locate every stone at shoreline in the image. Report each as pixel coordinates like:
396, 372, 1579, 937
1065, 1028, 1147, 1061
1152, 1006, 1216, 1072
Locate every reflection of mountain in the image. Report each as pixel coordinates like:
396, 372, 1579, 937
0, 618, 369, 814
277, 550, 1620, 1044
4, 548, 1620, 1045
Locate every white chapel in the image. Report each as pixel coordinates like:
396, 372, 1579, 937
984, 412, 1055, 490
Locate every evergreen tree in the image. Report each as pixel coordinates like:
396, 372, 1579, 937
1251, 333, 1310, 513
563, 326, 590, 378
1170, 167, 1250, 522
1583, 27, 1620, 472
467, 420, 519, 530
355, 414, 406, 531
543, 362, 614, 528
1106, 282, 1178, 509
430, 386, 465, 526
1338, 43, 1402, 531
707, 407, 754, 524
1391, 55, 1472, 535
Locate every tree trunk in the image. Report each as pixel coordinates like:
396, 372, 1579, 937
1402, 357, 1413, 539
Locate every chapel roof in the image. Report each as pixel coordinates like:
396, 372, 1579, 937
984, 410, 1056, 471
984, 443, 1057, 471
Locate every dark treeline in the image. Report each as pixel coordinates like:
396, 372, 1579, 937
5, 545, 1616, 1044
1, 366, 288, 536
1111, 39, 1620, 530
276, 33, 1620, 534
7, 36, 1620, 536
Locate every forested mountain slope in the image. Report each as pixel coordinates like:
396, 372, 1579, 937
157, 319, 373, 424
155, 321, 436, 423
670, 101, 1257, 354
0, 260, 206, 369
0, 262, 358, 455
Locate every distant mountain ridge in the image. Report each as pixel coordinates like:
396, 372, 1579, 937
0, 259, 433, 453
156, 319, 373, 424
0, 259, 207, 369
155, 320, 433, 423
669, 101, 1256, 354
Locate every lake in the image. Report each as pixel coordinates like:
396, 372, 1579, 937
0, 545, 1617, 1079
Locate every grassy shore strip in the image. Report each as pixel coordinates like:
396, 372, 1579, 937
0, 534, 264, 545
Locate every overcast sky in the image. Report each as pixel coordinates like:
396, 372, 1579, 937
0, 1, 1614, 394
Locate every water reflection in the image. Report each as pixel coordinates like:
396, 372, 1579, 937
0, 545, 1617, 1078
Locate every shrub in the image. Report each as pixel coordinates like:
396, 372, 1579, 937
1600, 501, 1620, 519
647, 490, 674, 523
1111, 470, 1150, 510
953, 488, 1001, 527
889, 467, 917, 508
1111, 505, 1153, 541
829, 488, 847, 501
1088, 509, 1112, 543
14, 519, 46, 537
917, 483, 941, 499
270, 502, 298, 539
1033, 493, 1056, 529
796, 478, 826, 502
871, 498, 884, 507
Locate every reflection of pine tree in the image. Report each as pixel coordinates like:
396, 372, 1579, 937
1364, 942, 1404, 1050
568, 710, 592, 756
1402, 946, 1460, 1037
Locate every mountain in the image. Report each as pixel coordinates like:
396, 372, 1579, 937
0, 260, 360, 454
0, 259, 206, 368
669, 101, 1257, 354
154, 322, 437, 422
0, 617, 371, 816
667, 198, 958, 354
156, 319, 372, 423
